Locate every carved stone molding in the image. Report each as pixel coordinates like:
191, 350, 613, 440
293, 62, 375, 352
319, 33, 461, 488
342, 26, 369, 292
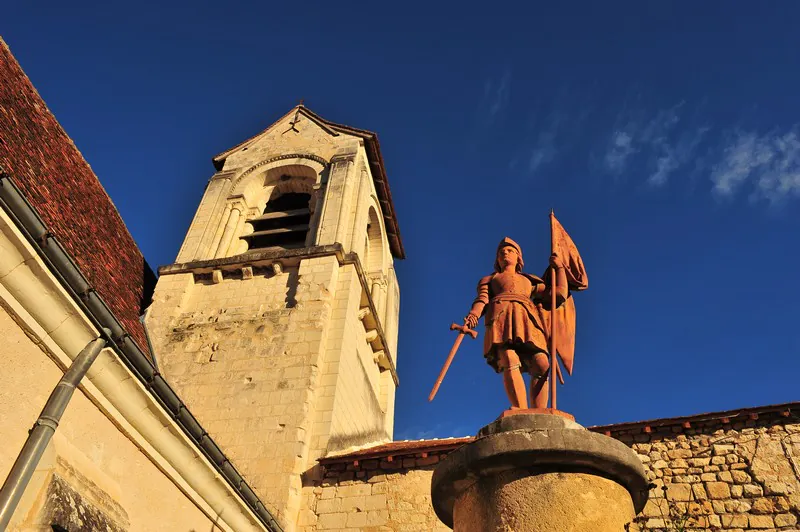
232, 153, 328, 190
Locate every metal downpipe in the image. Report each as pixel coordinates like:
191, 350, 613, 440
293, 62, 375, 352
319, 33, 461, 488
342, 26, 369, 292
0, 332, 109, 530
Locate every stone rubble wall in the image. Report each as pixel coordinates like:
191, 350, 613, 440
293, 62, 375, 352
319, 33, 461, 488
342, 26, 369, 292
617, 413, 800, 531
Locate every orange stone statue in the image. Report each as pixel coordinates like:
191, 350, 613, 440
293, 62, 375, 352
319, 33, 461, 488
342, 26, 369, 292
430, 212, 588, 411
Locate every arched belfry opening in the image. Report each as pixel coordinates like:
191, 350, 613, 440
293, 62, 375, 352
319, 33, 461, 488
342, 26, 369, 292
242, 182, 311, 250
239, 170, 316, 252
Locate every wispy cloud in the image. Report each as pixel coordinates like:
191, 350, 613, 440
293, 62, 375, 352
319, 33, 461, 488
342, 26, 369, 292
602, 102, 709, 186
711, 128, 800, 203
600, 99, 800, 204
527, 114, 562, 175
605, 131, 635, 174
395, 423, 471, 440
467, 69, 513, 152
522, 98, 592, 177
649, 127, 710, 186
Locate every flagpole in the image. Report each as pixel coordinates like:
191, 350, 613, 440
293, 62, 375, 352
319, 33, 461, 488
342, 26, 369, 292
549, 209, 558, 411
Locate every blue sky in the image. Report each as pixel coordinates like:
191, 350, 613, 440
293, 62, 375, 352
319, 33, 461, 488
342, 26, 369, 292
4, 2, 800, 439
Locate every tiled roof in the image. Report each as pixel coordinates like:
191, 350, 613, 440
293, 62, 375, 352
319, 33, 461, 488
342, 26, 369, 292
0, 38, 155, 357
319, 437, 474, 465
319, 401, 800, 464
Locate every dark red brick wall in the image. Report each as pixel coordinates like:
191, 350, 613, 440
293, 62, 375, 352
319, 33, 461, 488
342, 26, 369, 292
0, 38, 155, 356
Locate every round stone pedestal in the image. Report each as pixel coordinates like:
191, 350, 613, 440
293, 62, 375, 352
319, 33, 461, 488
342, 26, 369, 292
431, 413, 649, 532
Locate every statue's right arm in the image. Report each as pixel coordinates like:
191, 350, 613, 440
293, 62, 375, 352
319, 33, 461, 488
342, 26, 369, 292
465, 275, 492, 327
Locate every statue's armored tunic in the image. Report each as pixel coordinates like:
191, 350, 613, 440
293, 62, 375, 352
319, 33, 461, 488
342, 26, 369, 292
474, 271, 548, 373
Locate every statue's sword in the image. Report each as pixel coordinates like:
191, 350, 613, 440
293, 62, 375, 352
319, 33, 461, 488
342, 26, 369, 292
428, 322, 478, 401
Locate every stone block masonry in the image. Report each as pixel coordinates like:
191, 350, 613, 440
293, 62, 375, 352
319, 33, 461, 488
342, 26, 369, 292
147, 250, 399, 530
149, 255, 343, 525
308, 455, 454, 531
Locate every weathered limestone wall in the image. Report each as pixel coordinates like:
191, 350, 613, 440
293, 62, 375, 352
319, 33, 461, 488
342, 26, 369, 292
178, 110, 345, 265
617, 412, 800, 531
175, 170, 234, 263
327, 265, 389, 451
147, 256, 343, 525
148, 255, 397, 528
176, 111, 391, 271
0, 307, 215, 532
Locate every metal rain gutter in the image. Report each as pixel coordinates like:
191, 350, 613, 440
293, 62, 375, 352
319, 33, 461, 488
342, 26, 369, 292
0, 172, 283, 532
0, 333, 108, 530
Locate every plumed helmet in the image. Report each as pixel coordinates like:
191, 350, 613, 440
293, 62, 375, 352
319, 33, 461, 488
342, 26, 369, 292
494, 237, 524, 272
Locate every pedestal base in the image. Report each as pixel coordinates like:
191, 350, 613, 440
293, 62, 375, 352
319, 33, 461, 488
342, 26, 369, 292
431, 414, 649, 532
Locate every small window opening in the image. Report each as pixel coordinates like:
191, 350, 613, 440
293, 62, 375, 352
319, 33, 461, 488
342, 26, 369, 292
242, 189, 311, 250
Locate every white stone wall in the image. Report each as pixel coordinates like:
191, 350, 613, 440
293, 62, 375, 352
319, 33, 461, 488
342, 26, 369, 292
176, 171, 236, 263
0, 308, 217, 532
149, 256, 398, 530
305, 457, 451, 532
327, 265, 389, 452
148, 258, 335, 526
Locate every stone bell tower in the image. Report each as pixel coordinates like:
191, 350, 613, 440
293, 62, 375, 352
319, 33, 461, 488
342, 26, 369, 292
144, 105, 404, 529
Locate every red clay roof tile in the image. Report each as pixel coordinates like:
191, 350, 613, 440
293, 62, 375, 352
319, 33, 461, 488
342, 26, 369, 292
0, 38, 155, 357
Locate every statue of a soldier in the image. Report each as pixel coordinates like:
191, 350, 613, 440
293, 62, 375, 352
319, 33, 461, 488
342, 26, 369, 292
464, 237, 568, 410
429, 214, 587, 411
